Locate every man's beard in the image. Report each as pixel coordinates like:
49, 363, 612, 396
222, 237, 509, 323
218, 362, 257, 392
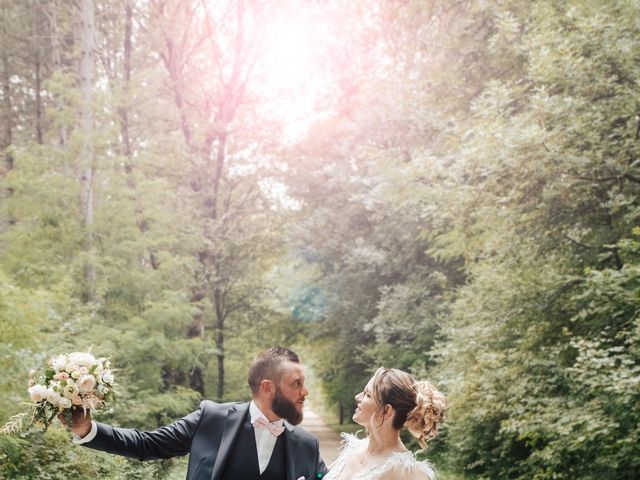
272, 386, 303, 425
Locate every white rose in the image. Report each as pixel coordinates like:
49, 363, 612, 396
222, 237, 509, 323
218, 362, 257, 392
58, 397, 72, 409
68, 352, 96, 368
101, 372, 114, 385
79, 366, 89, 375
28, 384, 48, 402
78, 374, 96, 393
46, 389, 60, 406
51, 355, 67, 371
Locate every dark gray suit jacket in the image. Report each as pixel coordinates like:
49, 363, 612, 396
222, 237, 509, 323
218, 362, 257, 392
84, 400, 327, 480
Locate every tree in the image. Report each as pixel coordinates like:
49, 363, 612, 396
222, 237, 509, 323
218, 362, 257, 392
78, 0, 96, 300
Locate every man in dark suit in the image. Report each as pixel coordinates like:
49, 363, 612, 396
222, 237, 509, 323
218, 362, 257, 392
68, 347, 328, 480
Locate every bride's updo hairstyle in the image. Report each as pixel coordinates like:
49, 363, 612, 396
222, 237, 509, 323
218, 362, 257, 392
371, 367, 447, 449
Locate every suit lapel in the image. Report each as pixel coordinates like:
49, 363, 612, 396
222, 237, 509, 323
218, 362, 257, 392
284, 423, 298, 480
210, 403, 249, 480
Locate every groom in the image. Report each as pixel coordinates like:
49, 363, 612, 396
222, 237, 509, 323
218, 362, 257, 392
68, 347, 327, 480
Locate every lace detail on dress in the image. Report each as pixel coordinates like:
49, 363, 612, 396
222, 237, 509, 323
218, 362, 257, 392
324, 433, 436, 480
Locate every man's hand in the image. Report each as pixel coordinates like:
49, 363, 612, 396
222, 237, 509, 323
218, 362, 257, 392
58, 408, 92, 438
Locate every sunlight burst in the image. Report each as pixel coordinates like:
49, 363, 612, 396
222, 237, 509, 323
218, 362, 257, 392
257, 7, 333, 139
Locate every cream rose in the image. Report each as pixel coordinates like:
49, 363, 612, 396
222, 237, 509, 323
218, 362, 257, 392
46, 389, 60, 406
28, 384, 48, 402
102, 372, 114, 385
58, 397, 72, 409
68, 352, 96, 368
78, 374, 96, 393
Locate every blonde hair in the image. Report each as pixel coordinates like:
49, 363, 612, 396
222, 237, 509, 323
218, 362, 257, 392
370, 367, 447, 449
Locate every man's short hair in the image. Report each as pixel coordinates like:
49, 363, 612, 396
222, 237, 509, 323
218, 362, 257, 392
248, 347, 300, 395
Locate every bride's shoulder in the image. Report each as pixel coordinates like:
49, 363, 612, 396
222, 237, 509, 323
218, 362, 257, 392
338, 431, 367, 450
326, 432, 366, 474
386, 453, 437, 480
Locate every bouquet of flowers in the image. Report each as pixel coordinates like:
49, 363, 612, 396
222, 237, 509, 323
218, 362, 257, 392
1, 351, 116, 434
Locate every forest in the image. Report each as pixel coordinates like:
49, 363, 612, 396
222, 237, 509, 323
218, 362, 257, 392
1, 0, 639, 478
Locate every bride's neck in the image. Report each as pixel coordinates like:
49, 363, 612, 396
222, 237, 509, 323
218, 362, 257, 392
366, 428, 404, 454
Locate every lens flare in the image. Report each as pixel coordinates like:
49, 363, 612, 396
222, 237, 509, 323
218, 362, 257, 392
257, 6, 332, 140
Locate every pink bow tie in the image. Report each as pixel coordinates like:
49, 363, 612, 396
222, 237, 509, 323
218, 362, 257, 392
253, 417, 285, 437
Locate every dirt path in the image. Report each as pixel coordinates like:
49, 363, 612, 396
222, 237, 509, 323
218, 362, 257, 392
300, 409, 343, 465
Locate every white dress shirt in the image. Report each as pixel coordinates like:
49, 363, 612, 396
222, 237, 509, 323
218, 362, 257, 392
74, 401, 284, 475
72, 420, 97, 444
249, 400, 284, 474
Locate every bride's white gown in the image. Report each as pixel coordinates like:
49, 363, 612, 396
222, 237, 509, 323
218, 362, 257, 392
324, 434, 436, 480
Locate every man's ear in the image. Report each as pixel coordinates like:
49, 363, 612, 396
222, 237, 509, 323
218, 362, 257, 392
260, 379, 275, 397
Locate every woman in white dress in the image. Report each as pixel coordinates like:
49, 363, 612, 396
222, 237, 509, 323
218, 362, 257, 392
324, 368, 447, 480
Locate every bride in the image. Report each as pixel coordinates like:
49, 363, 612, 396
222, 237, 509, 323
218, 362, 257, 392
324, 368, 446, 480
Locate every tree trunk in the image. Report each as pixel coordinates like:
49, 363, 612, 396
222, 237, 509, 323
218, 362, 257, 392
46, 0, 68, 149
120, 0, 132, 162
79, 0, 96, 301
31, 0, 44, 145
187, 312, 205, 395
1, 44, 14, 231
216, 322, 225, 400
1, 51, 12, 175
1, 0, 13, 177
215, 287, 225, 400
34, 50, 44, 145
